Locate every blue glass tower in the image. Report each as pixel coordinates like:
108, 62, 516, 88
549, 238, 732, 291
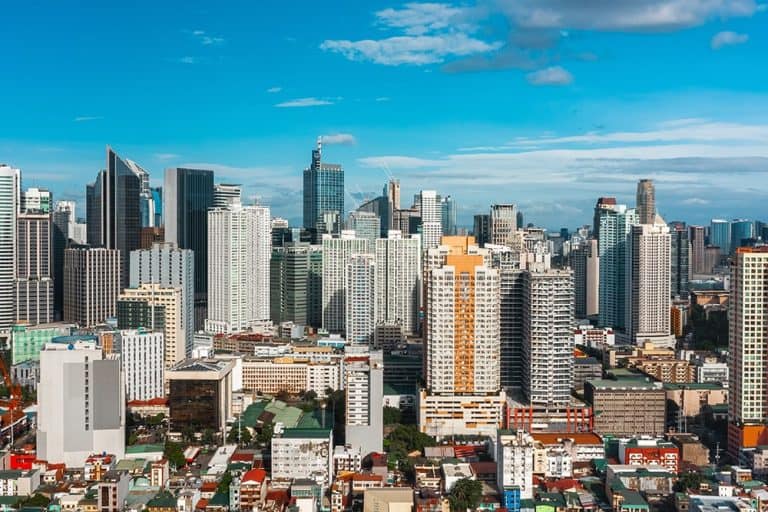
710, 219, 731, 255
731, 219, 755, 252
303, 138, 344, 235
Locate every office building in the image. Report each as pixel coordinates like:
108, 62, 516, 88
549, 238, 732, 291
347, 211, 380, 246
522, 266, 574, 407
585, 378, 666, 437
710, 219, 731, 256
689, 225, 706, 274
593, 197, 617, 239
356, 195, 389, 239
270, 242, 322, 327
322, 231, 369, 333
167, 359, 234, 434
0, 165, 20, 330
636, 179, 655, 225
86, 147, 147, 288
344, 348, 384, 456
241, 358, 340, 398
15, 212, 53, 325
572, 239, 599, 319
10, 323, 73, 365
206, 204, 271, 333
375, 231, 421, 336
626, 223, 674, 348
385, 179, 400, 232
669, 221, 690, 298
441, 195, 457, 236
118, 284, 184, 369
130, 242, 194, 356
732, 219, 754, 252
52, 201, 76, 319
212, 183, 241, 208
163, 167, 214, 329
63, 247, 121, 327
37, 340, 125, 467
473, 214, 490, 247
116, 329, 164, 401
345, 254, 376, 345
271, 428, 333, 488
303, 138, 344, 235
490, 204, 517, 247
419, 190, 442, 250
20, 187, 52, 214
598, 204, 637, 330
728, 248, 768, 457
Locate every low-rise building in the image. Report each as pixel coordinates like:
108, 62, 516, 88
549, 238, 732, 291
363, 488, 414, 512
664, 382, 727, 418
239, 469, 268, 511
606, 464, 675, 497
271, 428, 333, 488
241, 357, 340, 398
619, 438, 680, 473
96, 471, 130, 512
443, 463, 474, 492
585, 378, 666, 437
497, 430, 535, 512
0, 469, 40, 496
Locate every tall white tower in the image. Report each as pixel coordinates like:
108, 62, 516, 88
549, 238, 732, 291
375, 231, 421, 336
321, 231, 370, 333
419, 190, 442, 250
345, 254, 376, 345
0, 165, 20, 330
490, 204, 518, 247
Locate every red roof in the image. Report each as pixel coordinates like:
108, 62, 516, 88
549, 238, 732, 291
241, 469, 267, 484
267, 490, 289, 503
530, 433, 602, 445
195, 498, 209, 510
545, 479, 582, 492
127, 397, 169, 406
352, 474, 383, 482
201, 482, 218, 492
231, 453, 254, 462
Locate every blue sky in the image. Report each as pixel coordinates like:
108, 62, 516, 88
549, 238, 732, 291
2, 0, 768, 229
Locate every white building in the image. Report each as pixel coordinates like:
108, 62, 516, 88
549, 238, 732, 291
118, 329, 164, 401
63, 247, 121, 328
206, 204, 271, 333
15, 211, 54, 325
696, 360, 729, 387
375, 231, 421, 336
497, 430, 535, 500
490, 204, 518, 247
271, 428, 333, 487
0, 469, 40, 497
37, 340, 125, 467
598, 204, 637, 331
344, 347, 383, 456
348, 211, 380, 246
322, 231, 369, 333
574, 325, 616, 348
130, 242, 194, 356
20, 187, 52, 213
0, 165, 20, 331
240, 358, 340, 398
212, 183, 241, 208
419, 190, 442, 250
345, 254, 376, 345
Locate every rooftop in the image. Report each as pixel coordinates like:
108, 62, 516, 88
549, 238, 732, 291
280, 428, 331, 440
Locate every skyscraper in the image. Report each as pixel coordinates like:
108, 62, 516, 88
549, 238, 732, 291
86, 147, 146, 288
689, 225, 706, 274
129, 243, 194, 356
572, 239, 599, 319
626, 223, 674, 348
732, 219, 755, 252
303, 138, 344, 235
206, 204, 271, 333
322, 231, 369, 333
375, 231, 421, 336
710, 219, 731, 255
636, 179, 655, 225
347, 211, 380, 245
63, 247, 121, 327
441, 195, 457, 236
164, 167, 214, 329
385, 179, 401, 232
52, 201, 75, 319
345, 254, 376, 345
598, 204, 637, 330
270, 242, 323, 327
728, 247, 768, 457
356, 196, 389, 237
473, 214, 490, 247
0, 165, 20, 330
593, 197, 617, 239
669, 221, 690, 298
419, 190, 442, 250
20, 187, 52, 214
490, 204, 517, 247
213, 183, 242, 208
15, 211, 54, 325
344, 347, 384, 456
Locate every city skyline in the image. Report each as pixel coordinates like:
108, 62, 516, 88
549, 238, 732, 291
3, 1, 768, 229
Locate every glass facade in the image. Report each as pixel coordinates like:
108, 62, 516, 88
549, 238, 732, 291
303, 142, 344, 233
169, 380, 221, 431
731, 219, 755, 252
710, 219, 731, 255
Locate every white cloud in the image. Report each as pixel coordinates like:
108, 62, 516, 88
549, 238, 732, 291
73, 116, 103, 122
275, 97, 335, 108
191, 29, 225, 46
321, 133, 357, 145
375, 96, 391, 102
321, 33, 502, 66
682, 197, 711, 205
154, 153, 180, 160
711, 30, 749, 49
375, 2, 470, 35
192, 30, 206, 36
526, 66, 573, 85
267, 87, 282, 93
179, 56, 196, 64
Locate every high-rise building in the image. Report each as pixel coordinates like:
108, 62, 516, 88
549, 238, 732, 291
392, 207, 420, 236
15, 212, 54, 325
303, 138, 344, 235
213, 183, 242, 208
322, 231, 369, 333
167, 359, 234, 434
52, 202, 75, 319
522, 266, 574, 406
344, 347, 384, 456
598, 204, 637, 330
116, 329, 164, 401
164, 167, 214, 329
345, 254, 376, 345
347, 211, 380, 246
572, 239, 599, 319
357, 196, 389, 238
669, 221, 690, 298
375, 231, 421, 336
636, 179, 655, 225
441, 195, 457, 236
689, 225, 706, 274
37, 340, 125, 467
206, 204, 271, 333
63, 247, 121, 327
731, 219, 754, 252
385, 179, 401, 232
270, 242, 319, 327
271, 217, 292, 248
118, 284, 184, 370
728, 247, 768, 457
86, 147, 147, 288
130, 243, 194, 356
20, 187, 52, 214
0, 165, 20, 330
516, 211, 524, 230
473, 214, 490, 247
626, 223, 674, 348
419, 190, 442, 250
490, 204, 517, 247
710, 219, 731, 256
593, 197, 617, 239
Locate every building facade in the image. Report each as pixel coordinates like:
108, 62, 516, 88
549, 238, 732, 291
63, 247, 121, 327
322, 231, 369, 333
490, 204, 518, 247
598, 205, 637, 330
117, 329, 164, 401
15, 212, 53, 325
344, 348, 384, 456
303, 139, 344, 235
0, 166, 20, 330
345, 255, 376, 345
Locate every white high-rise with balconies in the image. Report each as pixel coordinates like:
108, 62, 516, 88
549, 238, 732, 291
322, 231, 370, 333
0, 166, 20, 330
206, 204, 271, 333
374, 231, 421, 336
344, 347, 383, 456
419, 190, 442, 250
490, 204, 518, 247
345, 254, 376, 345
117, 329, 164, 401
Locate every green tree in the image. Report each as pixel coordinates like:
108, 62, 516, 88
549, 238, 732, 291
383, 406, 402, 425
217, 471, 233, 494
164, 441, 186, 469
127, 431, 139, 446
385, 424, 436, 453
202, 428, 216, 445
448, 478, 483, 512
257, 422, 274, 446
276, 389, 291, 402
675, 471, 704, 492
22, 494, 50, 507
227, 423, 253, 446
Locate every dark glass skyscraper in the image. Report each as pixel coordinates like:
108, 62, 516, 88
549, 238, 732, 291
303, 138, 344, 235
164, 167, 214, 329
669, 221, 690, 298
